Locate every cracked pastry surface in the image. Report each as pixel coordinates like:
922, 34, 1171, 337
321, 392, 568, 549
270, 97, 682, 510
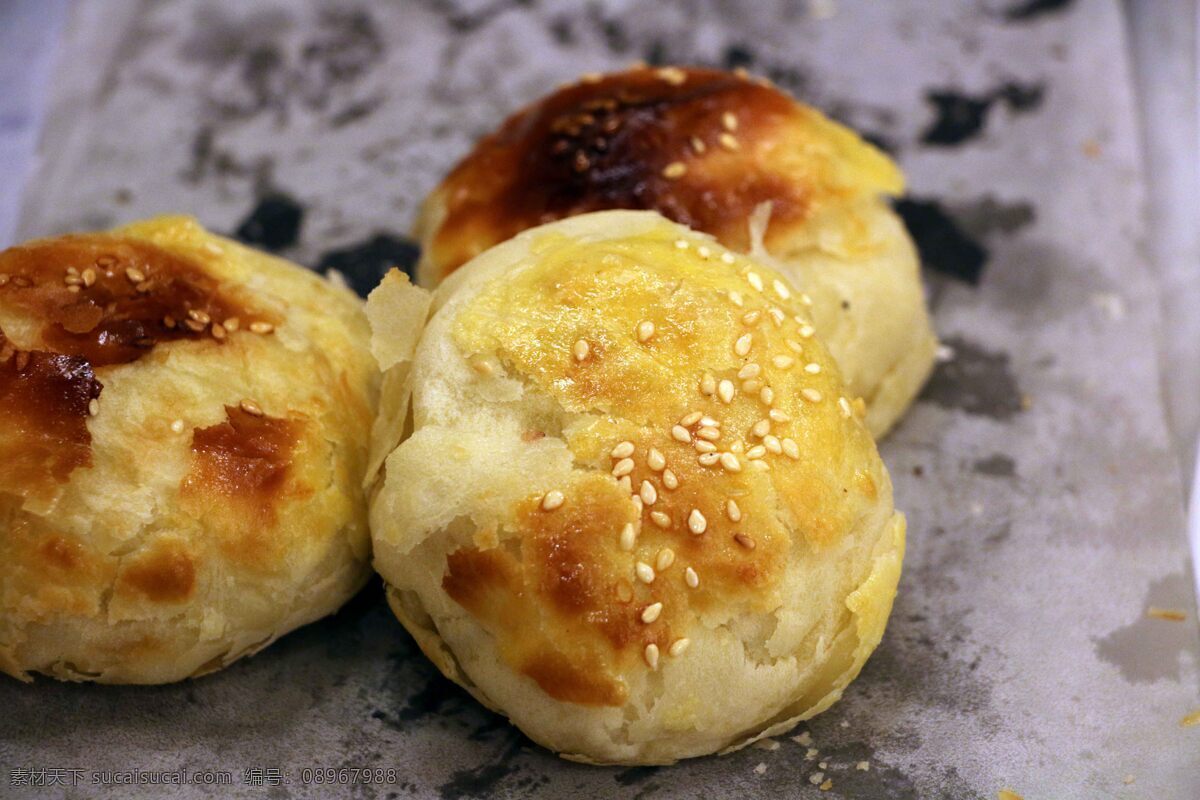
0, 216, 377, 683
413, 65, 937, 437
369, 211, 904, 764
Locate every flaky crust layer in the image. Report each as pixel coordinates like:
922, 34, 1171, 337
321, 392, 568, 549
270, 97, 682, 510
369, 211, 904, 763
0, 216, 377, 684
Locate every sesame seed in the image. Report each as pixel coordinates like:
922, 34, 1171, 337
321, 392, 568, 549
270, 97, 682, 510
125, 267, 146, 283
839, 396, 853, 417
249, 321, 275, 335
697, 426, 721, 442
691, 136, 706, 153
187, 309, 211, 325
211, 323, 227, 341
573, 339, 590, 361
763, 435, 782, 454
805, 363, 821, 374
81, 268, 97, 287
541, 490, 565, 510
742, 310, 762, 327
786, 339, 804, 353
760, 386, 775, 405
726, 499, 742, 522
772, 279, 791, 299
730, 440, 745, 455
738, 363, 761, 380
636, 561, 656, 583
183, 319, 206, 332
640, 480, 658, 506
611, 441, 635, 459
0, 274, 8, 286
170, 419, 185, 433
620, 522, 637, 551
87, 399, 99, 416
720, 452, 742, 472
751, 419, 771, 438
741, 379, 762, 395
669, 638, 691, 657
617, 475, 633, 493
801, 293, 814, 306
632, 496, 644, 515
239, 399, 264, 417
731, 334, 753, 361
656, 548, 675, 570
700, 373, 717, 395
63, 274, 82, 286
768, 307, 785, 327
637, 320, 656, 342
746, 272, 764, 292
662, 161, 687, 179
722, 111, 738, 131
656, 66, 686, 85
685, 566, 700, 588
721, 252, 736, 265
644, 643, 660, 670
802, 388, 823, 403
675, 238, 689, 250
680, 411, 703, 426
662, 469, 679, 490
67, 284, 81, 294
799, 324, 815, 339
694, 439, 718, 453
612, 457, 635, 477
717, 380, 735, 404
641, 602, 663, 623
671, 425, 692, 443
646, 447, 666, 471
650, 510, 672, 529
746, 445, 766, 459
728, 289, 744, 306
697, 246, 711, 258
772, 355, 794, 369
734, 533, 756, 550
470, 358, 494, 376
782, 439, 800, 459
768, 408, 790, 423
687, 508, 707, 534
698, 452, 721, 466
700, 415, 721, 427
719, 132, 739, 151
223, 317, 240, 332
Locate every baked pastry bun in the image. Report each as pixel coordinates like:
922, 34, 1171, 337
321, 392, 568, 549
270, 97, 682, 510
0, 216, 377, 683
368, 211, 904, 764
414, 66, 936, 437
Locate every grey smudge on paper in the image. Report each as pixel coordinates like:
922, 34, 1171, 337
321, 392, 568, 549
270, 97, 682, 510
920, 337, 1023, 420
950, 196, 1036, 239
920, 82, 1045, 146
894, 198, 989, 285
1095, 572, 1196, 683
973, 454, 1016, 478
999, 0, 1075, 22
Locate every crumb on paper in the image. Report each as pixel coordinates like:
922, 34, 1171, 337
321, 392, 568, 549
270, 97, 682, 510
1147, 607, 1187, 622
1090, 292, 1126, 321
970, 502, 984, 517
856, 761, 870, 771
839, 719, 849, 728
1020, 394, 1033, 411
809, 771, 825, 785
1123, 774, 1135, 785
935, 343, 956, 363
819, 778, 833, 791
805, 748, 819, 760
792, 731, 813, 746
753, 762, 767, 775
807, 0, 837, 20
1181, 709, 1200, 728
753, 738, 780, 751
818, 761, 828, 769
998, 790, 1024, 800
1082, 138, 1102, 158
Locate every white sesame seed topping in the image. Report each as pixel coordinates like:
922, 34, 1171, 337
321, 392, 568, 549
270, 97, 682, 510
772, 279, 791, 300
768, 408, 790, 423
680, 411, 703, 426
801, 388, 823, 403
573, 339, 590, 361
768, 307, 785, 327
88, 399, 100, 416
640, 480, 658, 506
223, 317, 239, 332
782, 438, 801, 460
674, 238, 689, 250
650, 510, 672, 529
697, 245, 711, 258
719, 132, 740, 151
611, 441, 635, 459
721, 252, 736, 264
700, 373, 717, 395
617, 475, 633, 493
697, 426, 721, 442
722, 111, 738, 131
772, 355, 794, 369
631, 496, 644, 515
700, 415, 720, 428
691, 136, 706, 153
637, 320, 656, 342
249, 321, 275, 335
656, 548, 676, 571
804, 362, 821, 374
647, 447, 666, 471
694, 439, 718, 454
800, 293, 814, 306
685, 566, 700, 588
541, 490, 565, 510
718, 379, 736, 404
764, 435, 782, 454
612, 457, 635, 477
746, 445, 767, 459
170, 419, 185, 433
671, 425, 692, 443
720, 452, 743, 472
742, 379, 762, 395
644, 643, 660, 670
698, 452, 721, 466
730, 440, 745, 455
636, 561, 656, 583
669, 638, 691, 657
839, 396, 853, 418
742, 310, 761, 326
728, 289, 744, 306
750, 420, 770, 438
125, 267, 146, 284
746, 272, 764, 292
620, 523, 637, 551
662, 161, 687, 179
240, 399, 264, 417
799, 324, 815, 339
734, 332, 753, 357
662, 469, 679, 490
734, 533, 757, 550
81, 268, 97, 287
726, 499, 742, 522
688, 508, 707, 534
738, 363, 761, 380
641, 602, 664, 623
760, 386, 775, 405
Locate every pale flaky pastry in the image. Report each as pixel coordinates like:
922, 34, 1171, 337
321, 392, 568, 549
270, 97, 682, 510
413, 66, 936, 437
0, 216, 377, 683
369, 211, 904, 764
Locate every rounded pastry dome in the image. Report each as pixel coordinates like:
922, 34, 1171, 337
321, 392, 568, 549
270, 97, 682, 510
0, 216, 377, 683
369, 211, 904, 764
413, 65, 937, 437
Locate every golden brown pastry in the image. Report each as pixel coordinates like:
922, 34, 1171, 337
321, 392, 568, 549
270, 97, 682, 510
0, 216, 377, 683
369, 211, 904, 764
413, 65, 937, 436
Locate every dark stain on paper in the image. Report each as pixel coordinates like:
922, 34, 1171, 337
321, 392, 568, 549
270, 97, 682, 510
921, 337, 1023, 420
